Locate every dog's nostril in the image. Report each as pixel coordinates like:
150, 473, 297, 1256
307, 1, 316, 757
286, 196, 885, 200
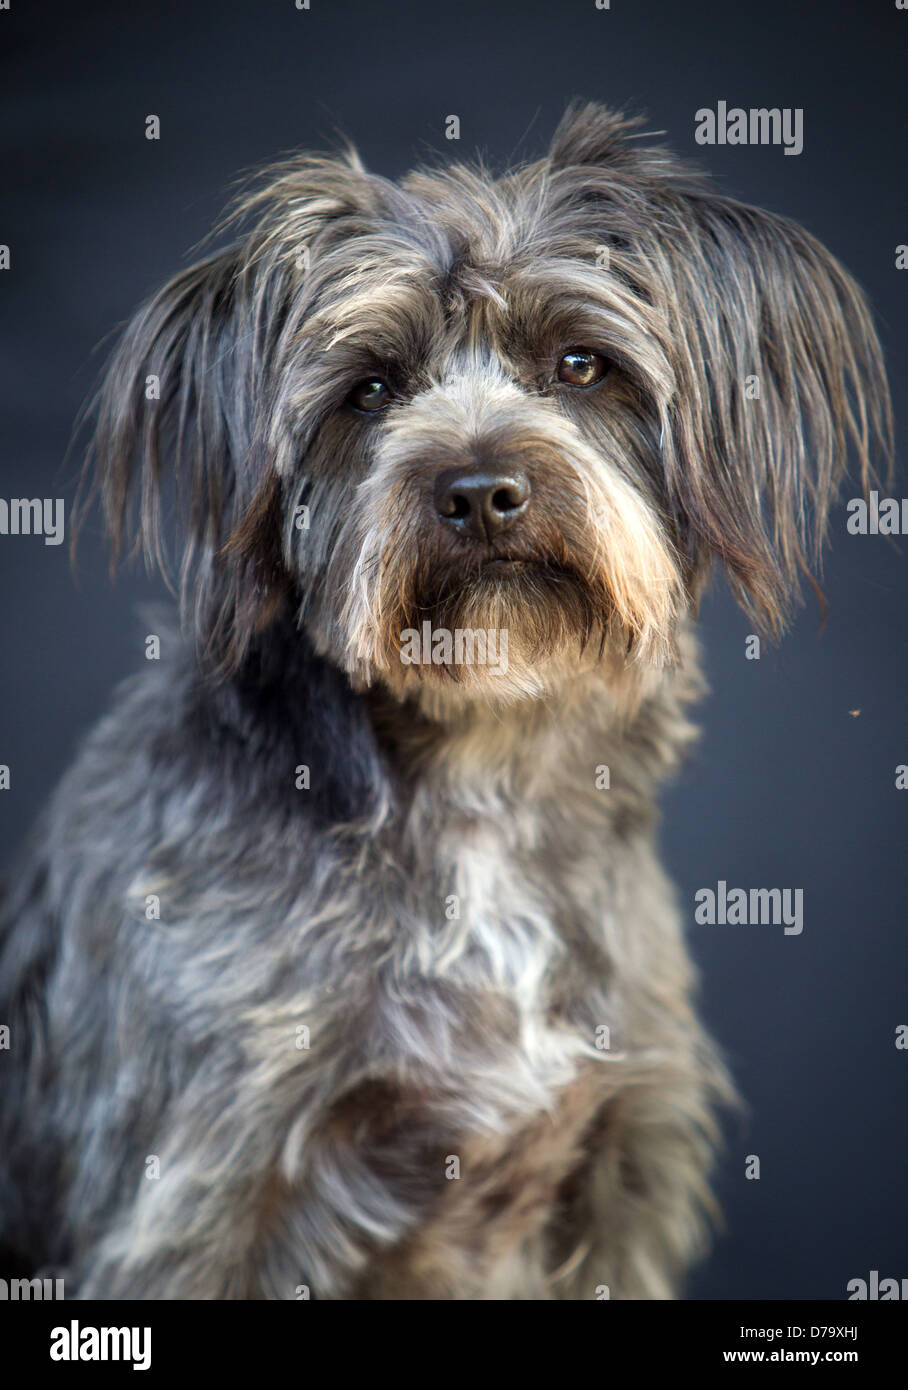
433, 467, 531, 541
492, 486, 524, 514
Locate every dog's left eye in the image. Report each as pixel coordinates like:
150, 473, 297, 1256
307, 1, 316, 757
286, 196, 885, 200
348, 378, 393, 412
556, 350, 609, 387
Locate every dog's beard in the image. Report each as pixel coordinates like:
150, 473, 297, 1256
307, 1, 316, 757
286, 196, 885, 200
338, 488, 684, 707
404, 556, 605, 660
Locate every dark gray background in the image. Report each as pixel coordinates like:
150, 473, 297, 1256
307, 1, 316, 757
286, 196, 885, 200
1, 0, 905, 1299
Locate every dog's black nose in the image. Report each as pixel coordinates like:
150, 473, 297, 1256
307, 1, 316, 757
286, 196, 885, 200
433, 467, 530, 541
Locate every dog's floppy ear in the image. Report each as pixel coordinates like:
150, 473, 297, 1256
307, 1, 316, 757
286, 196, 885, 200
549, 101, 893, 633
76, 152, 377, 672
77, 243, 290, 673
660, 194, 893, 632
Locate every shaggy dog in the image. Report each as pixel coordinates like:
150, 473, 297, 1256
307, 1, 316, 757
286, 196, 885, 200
0, 103, 891, 1299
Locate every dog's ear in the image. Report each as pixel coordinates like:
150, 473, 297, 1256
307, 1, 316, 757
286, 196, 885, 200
548, 100, 703, 189
76, 152, 375, 672
77, 245, 292, 674
549, 101, 651, 172
659, 196, 893, 632
548, 102, 893, 633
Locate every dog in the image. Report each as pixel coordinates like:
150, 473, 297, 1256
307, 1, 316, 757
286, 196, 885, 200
0, 102, 892, 1299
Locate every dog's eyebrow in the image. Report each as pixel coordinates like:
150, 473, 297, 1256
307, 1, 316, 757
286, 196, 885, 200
277, 262, 457, 390
487, 264, 670, 390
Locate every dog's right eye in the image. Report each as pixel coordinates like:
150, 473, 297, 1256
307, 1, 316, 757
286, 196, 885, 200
348, 379, 393, 413
556, 350, 610, 388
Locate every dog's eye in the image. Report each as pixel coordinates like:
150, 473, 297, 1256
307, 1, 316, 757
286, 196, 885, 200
349, 378, 393, 413
556, 350, 609, 387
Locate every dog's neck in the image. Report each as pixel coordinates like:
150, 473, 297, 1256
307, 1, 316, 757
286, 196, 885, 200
187, 608, 703, 834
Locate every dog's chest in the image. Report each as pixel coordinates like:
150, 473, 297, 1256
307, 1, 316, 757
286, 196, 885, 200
293, 803, 619, 1291
394, 772, 614, 994
327, 766, 621, 1100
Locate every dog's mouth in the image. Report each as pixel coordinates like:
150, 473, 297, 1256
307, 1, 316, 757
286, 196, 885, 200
420, 554, 581, 602
408, 554, 603, 631
480, 556, 525, 571
477, 554, 574, 578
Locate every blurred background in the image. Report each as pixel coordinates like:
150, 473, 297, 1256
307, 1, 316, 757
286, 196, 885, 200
1, 0, 905, 1298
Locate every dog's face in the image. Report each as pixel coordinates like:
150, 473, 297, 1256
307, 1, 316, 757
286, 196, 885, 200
84, 104, 890, 708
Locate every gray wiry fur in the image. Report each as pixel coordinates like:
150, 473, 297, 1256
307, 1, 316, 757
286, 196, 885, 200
0, 104, 892, 1298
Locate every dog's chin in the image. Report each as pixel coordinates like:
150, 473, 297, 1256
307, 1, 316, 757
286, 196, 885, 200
427, 554, 601, 619
353, 560, 624, 712
336, 541, 681, 715
424, 557, 600, 644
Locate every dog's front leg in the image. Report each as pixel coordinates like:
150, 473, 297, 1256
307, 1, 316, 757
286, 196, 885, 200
551, 1044, 729, 1300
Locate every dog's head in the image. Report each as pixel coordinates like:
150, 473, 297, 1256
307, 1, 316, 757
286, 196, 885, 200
81, 103, 891, 707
